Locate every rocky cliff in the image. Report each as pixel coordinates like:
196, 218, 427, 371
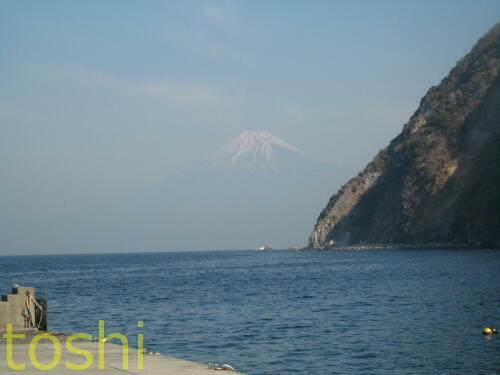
308, 23, 500, 249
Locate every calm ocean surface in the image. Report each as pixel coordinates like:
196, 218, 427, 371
0, 250, 499, 374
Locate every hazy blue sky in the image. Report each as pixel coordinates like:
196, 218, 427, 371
1, 1, 499, 253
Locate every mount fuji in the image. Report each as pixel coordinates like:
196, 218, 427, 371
210, 130, 304, 171
131, 131, 347, 250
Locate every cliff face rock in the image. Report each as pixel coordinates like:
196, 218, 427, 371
308, 23, 500, 249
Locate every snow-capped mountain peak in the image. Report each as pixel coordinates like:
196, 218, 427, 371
210, 130, 304, 170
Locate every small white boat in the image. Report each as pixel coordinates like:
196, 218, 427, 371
257, 245, 272, 251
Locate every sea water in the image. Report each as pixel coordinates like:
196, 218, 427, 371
0, 249, 498, 374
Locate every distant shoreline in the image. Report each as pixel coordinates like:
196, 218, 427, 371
303, 242, 500, 251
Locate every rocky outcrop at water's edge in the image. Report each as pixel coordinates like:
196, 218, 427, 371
307, 23, 500, 250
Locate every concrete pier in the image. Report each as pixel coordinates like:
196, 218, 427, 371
0, 334, 230, 374
0, 286, 244, 374
0, 286, 37, 330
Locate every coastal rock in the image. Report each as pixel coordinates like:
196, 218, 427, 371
307, 23, 500, 249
